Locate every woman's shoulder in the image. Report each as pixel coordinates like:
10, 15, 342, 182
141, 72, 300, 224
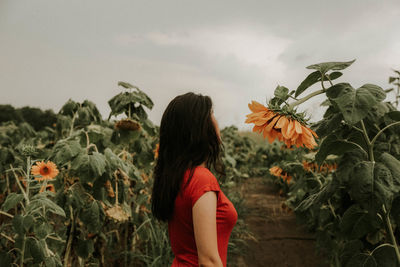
185, 166, 219, 189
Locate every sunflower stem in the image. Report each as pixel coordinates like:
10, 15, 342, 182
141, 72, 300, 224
9, 164, 29, 205
69, 111, 78, 137
64, 205, 74, 267
360, 120, 374, 162
26, 157, 31, 201
382, 204, 400, 265
0, 210, 14, 218
371, 121, 400, 146
288, 89, 325, 109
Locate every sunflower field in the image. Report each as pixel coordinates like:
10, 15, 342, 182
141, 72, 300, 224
246, 60, 400, 266
1, 60, 400, 267
0, 82, 258, 267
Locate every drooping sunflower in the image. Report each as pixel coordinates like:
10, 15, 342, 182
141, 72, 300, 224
245, 101, 318, 149
31, 161, 59, 181
269, 166, 292, 184
302, 161, 337, 174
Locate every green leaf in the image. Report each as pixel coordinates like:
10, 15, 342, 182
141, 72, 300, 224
2, 193, 24, 211
307, 59, 356, 75
374, 162, 396, 207
346, 253, 377, 267
326, 83, 353, 99
326, 71, 343, 81
332, 84, 384, 125
51, 139, 82, 165
76, 239, 94, 259
380, 153, 400, 188
27, 196, 66, 217
23, 215, 35, 231
340, 205, 376, 240
12, 214, 24, 235
349, 161, 374, 204
0, 252, 11, 267
372, 244, 398, 267
34, 222, 51, 239
295, 71, 321, 97
27, 238, 45, 263
389, 76, 397, 84
71, 152, 107, 183
359, 84, 386, 102
340, 240, 364, 266
79, 200, 104, 233
315, 137, 367, 166
387, 111, 400, 121
59, 99, 79, 116
274, 85, 290, 101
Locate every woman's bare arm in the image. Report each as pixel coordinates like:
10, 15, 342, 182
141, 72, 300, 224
193, 191, 223, 267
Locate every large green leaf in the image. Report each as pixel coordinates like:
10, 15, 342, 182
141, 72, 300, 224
340, 204, 376, 239
340, 240, 364, 266
27, 195, 66, 217
295, 71, 321, 97
1, 192, 24, 211
332, 84, 385, 125
387, 111, 400, 121
51, 139, 82, 165
346, 253, 377, 267
307, 59, 356, 74
380, 153, 400, 187
71, 152, 107, 183
59, 99, 79, 116
374, 162, 396, 207
295, 71, 344, 98
315, 137, 367, 166
349, 161, 374, 204
372, 244, 398, 267
79, 200, 104, 233
76, 239, 94, 259
27, 238, 46, 263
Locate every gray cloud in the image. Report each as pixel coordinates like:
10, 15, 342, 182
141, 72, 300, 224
0, 0, 399, 131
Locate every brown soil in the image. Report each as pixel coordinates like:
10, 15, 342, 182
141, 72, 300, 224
232, 177, 328, 267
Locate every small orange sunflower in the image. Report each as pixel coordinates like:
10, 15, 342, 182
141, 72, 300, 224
39, 184, 55, 193
245, 101, 318, 149
302, 161, 337, 174
269, 166, 292, 184
31, 161, 59, 181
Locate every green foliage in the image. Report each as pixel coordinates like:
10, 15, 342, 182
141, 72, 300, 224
263, 60, 400, 266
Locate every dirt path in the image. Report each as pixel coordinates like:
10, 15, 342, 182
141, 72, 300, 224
233, 177, 327, 267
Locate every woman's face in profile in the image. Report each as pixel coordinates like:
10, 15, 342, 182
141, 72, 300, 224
211, 112, 221, 142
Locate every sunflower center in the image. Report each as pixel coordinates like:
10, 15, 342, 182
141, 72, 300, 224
40, 167, 50, 175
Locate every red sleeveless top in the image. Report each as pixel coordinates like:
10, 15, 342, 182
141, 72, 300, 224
168, 166, 238, 267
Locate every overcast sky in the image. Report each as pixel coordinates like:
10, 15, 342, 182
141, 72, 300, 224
1, 0, 399, 130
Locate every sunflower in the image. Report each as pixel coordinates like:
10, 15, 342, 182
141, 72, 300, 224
154, 143, 159, 159
39, 184, 55, 193
269, 166, 292, 184
302, 161, 337, 174
31, 161, 59, 181
245, 101, 318, 149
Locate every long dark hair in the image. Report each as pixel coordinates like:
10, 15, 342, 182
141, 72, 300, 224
151, 92, 225, 221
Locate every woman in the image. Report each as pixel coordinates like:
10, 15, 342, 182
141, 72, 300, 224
151, 92, 238, 267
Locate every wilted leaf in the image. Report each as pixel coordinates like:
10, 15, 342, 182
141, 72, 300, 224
105, 205, 130, 222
